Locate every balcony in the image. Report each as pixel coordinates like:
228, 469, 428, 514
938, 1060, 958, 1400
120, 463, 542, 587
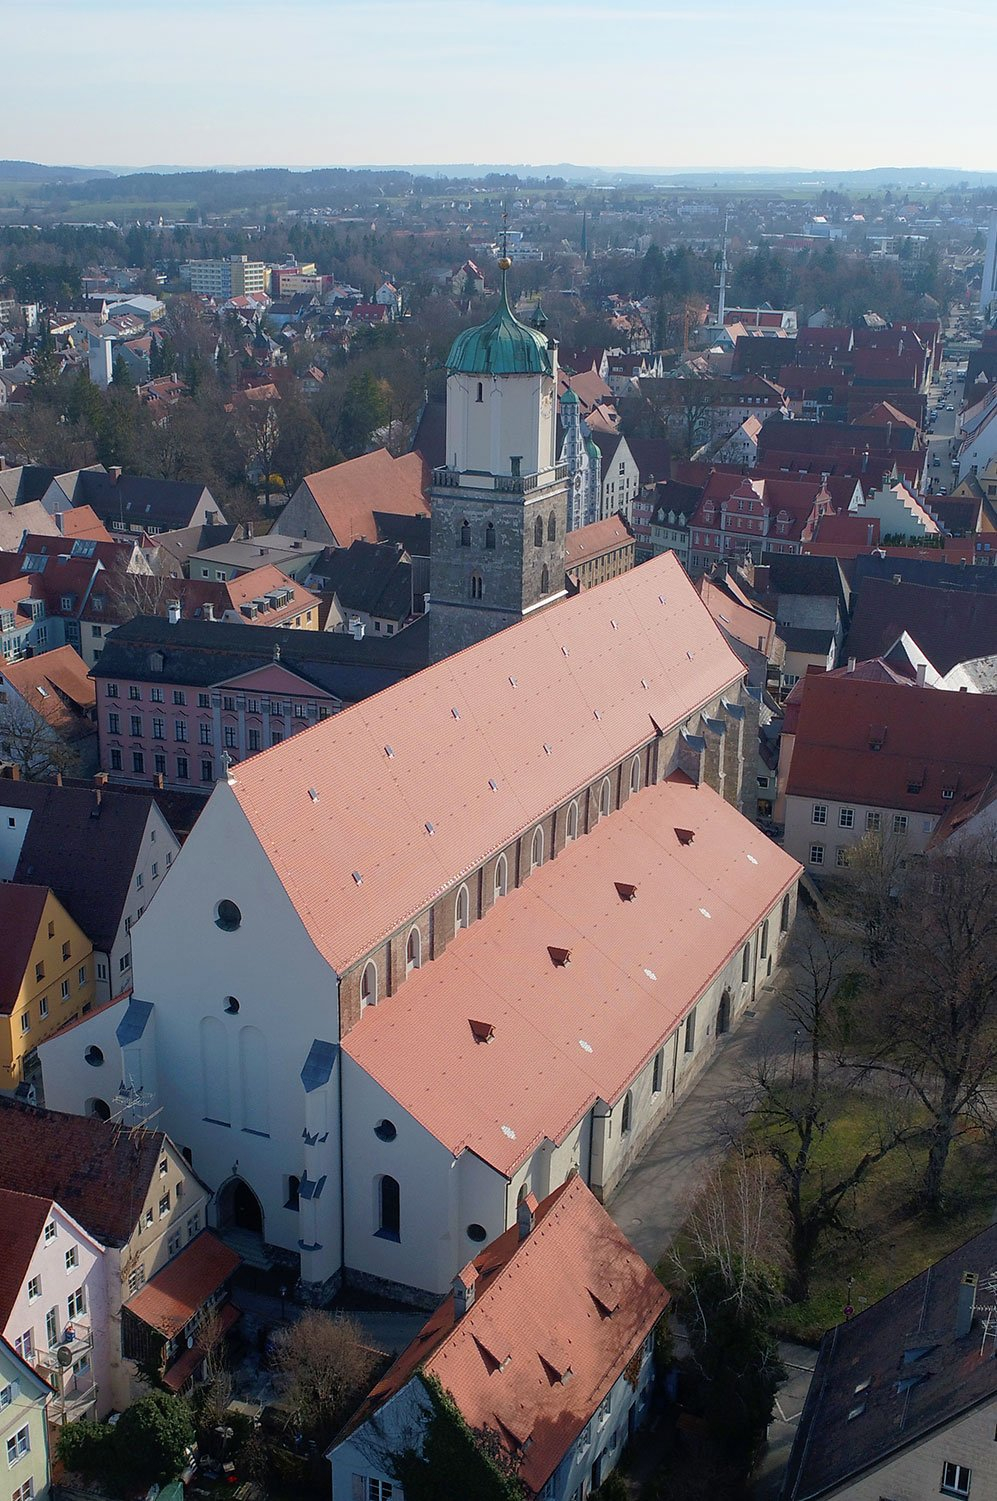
433, 462, 568, 495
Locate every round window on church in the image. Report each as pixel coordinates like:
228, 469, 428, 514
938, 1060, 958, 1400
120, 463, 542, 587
375, 1120, 397, 1142
215, 899, 242, 932
466, 1223, 488, 1243
85, 1046, 104, 1067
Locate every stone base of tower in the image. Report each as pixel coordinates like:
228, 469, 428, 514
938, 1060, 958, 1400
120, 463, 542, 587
428, 603, 528, 663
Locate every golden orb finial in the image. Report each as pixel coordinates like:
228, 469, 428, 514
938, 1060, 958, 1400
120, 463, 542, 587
498, 255, 512, 271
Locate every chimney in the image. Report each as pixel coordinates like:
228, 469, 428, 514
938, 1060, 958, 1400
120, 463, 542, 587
204, 602, 215, 622
847, 657, 856, 673
893, 574, 902, 585
956, 1271, 978, 1338
109, 465, 122, 484
867, 523, 875, 545
517, 1190, 539, 1240
348, 617, 365, 641
0, 455, 6, 471
95, 771, 109, 785
915, 662, 927, 687
9, 764, 20, 781
453, 1263, 478, 1319
154, 773, 165, 790
167, 600, 181, 625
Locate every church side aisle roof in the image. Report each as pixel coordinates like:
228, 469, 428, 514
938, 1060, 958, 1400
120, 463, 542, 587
344, 774, 801, 1175
229, 552, 745, 973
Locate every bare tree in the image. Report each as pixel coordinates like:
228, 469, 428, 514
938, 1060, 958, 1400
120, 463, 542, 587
238, 399, 281, 506
673, 1148, 789, 1312
851, 831, 997, 1213
751, 916, 914, 1298
268, 1311, 380, 1444
0, 696, 82, 781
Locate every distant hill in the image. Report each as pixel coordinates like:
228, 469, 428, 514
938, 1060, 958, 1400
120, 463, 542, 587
0, 160, 114, 184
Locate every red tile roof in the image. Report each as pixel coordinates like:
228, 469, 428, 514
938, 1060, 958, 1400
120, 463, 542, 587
785, 676, 997, 813
161, 1301, 240, 1392
1, 645, 95, 727
293, 449, 429, 548
563, 515, 633, 570
230, 553, 745, 973
0, 1188, 51, 1327
345, 775, 799, 1176
125, 1231, 240, 1337
339, 1176, 668, 1493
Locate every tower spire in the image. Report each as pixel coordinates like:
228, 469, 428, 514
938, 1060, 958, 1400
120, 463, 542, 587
498, 202, 513, 313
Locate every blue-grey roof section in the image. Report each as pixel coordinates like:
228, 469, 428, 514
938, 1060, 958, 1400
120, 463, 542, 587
116, 998, 155, 1048
300, 1040, 337, 1093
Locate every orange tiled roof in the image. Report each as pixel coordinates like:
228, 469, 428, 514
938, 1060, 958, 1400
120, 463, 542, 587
340, 1177, 668, 1493
564, 515, 633, 570
230, 552, 745, 973
125, 1231, 239, 1337
297, 449, 429, 547
1, 645, 96, 732
345, 775, 800, 1175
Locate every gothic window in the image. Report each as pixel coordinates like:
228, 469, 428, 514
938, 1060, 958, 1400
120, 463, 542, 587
565, 800, 578, 842
534, 514, 544, 547
455, 884, 470, 930
485, 521, 496, 549
476, 382, 483, 403
760, 920, 770, 960
621, 1091, 633, 1134
360, 961, 377, 1010
469, 572, 483, 600
459, 518, 471, 547
406, 927, 421, 973
630, 755, 641, 793
540, 564, 550, 594
599, 777, 612, 819
494, 855, 508, 900
531, 826, 544, 870
547, 510, 556, 541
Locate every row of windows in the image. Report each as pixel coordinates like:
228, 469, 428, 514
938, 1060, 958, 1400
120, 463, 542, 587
812, 804, 909, 834
358, 763, 646, 1011
110, 749, 217, 781
457, 512, 558, 550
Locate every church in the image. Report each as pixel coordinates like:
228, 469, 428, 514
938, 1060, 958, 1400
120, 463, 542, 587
38, 281, 801, 1306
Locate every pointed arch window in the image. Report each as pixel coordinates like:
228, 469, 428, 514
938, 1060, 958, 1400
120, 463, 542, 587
476, 381, 484, 403
531, 826, 545, 871
565, 800, 578, 843
377, 1175, 400, 1240
406, 927, 421, 973
630, 755, 642, 793
360, 961, 377, 1011
599, 777, 612, 819
469, 572, 483, 600
459, 518, 471, 547
455, 884, 470, 931
540, 564, 550, 594
534, 514, 544, 547
548, 510, 557, 541
621, 1091, 633, 1135
485, 521, 496, 550
494, 854, 508, 901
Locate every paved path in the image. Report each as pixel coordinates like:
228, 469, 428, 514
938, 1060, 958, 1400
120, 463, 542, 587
607, 967, 799, 1266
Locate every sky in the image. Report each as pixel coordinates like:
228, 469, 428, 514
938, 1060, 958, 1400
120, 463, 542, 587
6, 0, 997, 174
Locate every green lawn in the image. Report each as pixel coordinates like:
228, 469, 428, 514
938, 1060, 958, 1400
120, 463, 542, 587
760, 1094, 996, 1344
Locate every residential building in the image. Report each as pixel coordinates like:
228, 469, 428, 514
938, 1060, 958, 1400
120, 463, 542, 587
39, 470, 224, 539
0, 1336, 51, 1501
784, 1222, 997, 1501
782, 675, 997, 873
329, 1177, 668, 1501
564, 514, 635, 592
590, 432, 641, 525
0, 1101, 215, 1409
91, 614, 427, 791
0, 648, 98, 778
119, 1233, 240, 1396
3, 534, 155, 668
182, 256, 268, 299
41, 550, 797, 1307
306, 540, 417, 636
275, 449, 429, 549
686, 472, 836, 574
0, 579, 51, 661
0, 885, 95, 1093
0, 1189, 108, 1422
844, 577, 997, 676
186, 537, 320, 584
0, 781, 179, 1003
170, 566, 322, 630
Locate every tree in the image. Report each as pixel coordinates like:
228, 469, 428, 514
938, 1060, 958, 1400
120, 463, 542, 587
269, 1311, 380, 1445
336, 369, 391, 458
750, 916, 913, 1297
0, 696, 82, 781
237, 397, 281, 505
674, 1152, 787, 1474
851, 831, 997, 1213
113, 1390, 195, 1488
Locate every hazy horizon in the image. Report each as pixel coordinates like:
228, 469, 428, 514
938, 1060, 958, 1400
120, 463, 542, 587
6, 0, 997, 174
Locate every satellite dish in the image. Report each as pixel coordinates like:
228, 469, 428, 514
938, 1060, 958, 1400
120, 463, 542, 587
57, 1345, 74, 1368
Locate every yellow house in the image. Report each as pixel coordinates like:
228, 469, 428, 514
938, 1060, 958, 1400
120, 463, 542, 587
0, 1334, 52, 1500
0, 886, 96, 1090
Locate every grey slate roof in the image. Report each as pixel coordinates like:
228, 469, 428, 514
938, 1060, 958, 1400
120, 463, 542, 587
310, 539, 414, 621
845, 578, 997, 675
778, 625, 836, 656
92, 613, 428, 702
68, 471, 217, 530
784, 1221, 997, 1500
0, 780, 158, 953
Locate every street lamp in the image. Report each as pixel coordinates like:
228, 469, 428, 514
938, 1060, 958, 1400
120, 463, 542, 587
791, 1027, 801, 1087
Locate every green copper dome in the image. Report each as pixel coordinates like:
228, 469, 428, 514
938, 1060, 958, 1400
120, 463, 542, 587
446, 271, 554, 377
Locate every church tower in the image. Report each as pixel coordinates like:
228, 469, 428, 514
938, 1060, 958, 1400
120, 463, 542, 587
428, 257, 568, 663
